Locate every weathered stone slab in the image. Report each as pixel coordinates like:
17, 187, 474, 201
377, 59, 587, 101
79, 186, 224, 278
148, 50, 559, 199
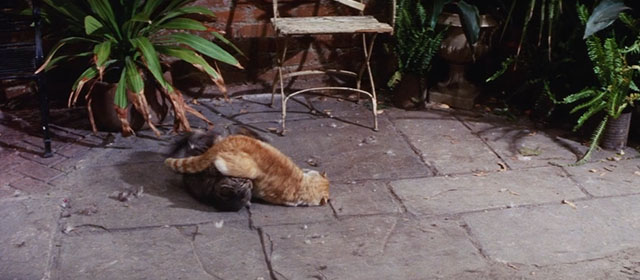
249, 202, 335, 227
0, 198, 58, 280
565, 158, 640, 197
202, 94, 314, 124
192, 222, 271, 279
394, 118, 503, 175
262, 216, 487, 279
391, 167, 585, 216
330, 181, 402, 217
58, 227, 212, 279
386, 107, 457, 120
464, 194, 640, 266
56, 162, 247, 230
250, 116, 432, 181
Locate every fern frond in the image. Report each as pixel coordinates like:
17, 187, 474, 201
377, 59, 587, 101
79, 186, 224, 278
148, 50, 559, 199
574, 115, 608, 165
569, 90, 605, 113
561, 88, 596, 104
573, 100, 606, 131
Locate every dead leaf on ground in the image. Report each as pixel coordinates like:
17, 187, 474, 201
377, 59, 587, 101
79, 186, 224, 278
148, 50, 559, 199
634, 171, 640, 176
306, 158, 319, 167
473, 171, 488, 177
239, 109, 248, 114
518, 146, 542, 157
499, 188, 520, 196
267, 127, 278, 133
562, 199, 577, 209
498, 162, 507, 172
589, 169, 598, 173
507, 263, 519, 270
603, 166, 614, 172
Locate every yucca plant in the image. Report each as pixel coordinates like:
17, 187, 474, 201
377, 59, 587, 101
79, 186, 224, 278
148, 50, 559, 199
549, 1, 639, 164
36, 0, 243, 136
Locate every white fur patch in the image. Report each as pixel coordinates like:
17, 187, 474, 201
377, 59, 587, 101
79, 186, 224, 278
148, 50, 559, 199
214, 158, 229, 174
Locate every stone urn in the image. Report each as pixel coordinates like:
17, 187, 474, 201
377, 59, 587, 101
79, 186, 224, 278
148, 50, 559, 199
429, 13, 498, 109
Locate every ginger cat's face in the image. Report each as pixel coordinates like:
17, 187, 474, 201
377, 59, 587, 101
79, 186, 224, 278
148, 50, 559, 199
303, 169, 330, 205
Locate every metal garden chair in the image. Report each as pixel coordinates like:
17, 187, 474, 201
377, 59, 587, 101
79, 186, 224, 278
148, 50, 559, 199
270, 0, 395, 134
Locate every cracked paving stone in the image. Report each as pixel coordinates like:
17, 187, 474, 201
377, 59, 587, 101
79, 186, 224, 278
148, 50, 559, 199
391, 166, 586, 216
191, 222, 270, 279
56, 162, 247, 229
565, 158, 640, 197
262, 216, 487, 279
394, 118, 502, 175
330, 181, 402, 217
0, 198, 58, 279
249, 116, 431, 181
464, 194, 640, 266
58, 227, 213, 279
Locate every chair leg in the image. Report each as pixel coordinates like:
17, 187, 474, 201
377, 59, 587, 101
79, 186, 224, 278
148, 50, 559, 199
362, 33, 379, 131
276, 36, 289, 135
36, 76, 53, 157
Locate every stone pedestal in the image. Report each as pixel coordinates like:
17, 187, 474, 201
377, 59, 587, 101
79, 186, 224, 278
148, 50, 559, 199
429, 64, 478, 110
428, 13, 496, 110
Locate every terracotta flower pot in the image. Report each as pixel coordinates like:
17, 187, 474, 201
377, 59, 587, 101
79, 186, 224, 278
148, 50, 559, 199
89, 81, 145, 132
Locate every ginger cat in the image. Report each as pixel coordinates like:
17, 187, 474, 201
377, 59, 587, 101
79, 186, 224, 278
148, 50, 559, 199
165, 135, 330, 206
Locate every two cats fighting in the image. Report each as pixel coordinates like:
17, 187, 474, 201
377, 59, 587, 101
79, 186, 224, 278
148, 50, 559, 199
166, 128, 330, 209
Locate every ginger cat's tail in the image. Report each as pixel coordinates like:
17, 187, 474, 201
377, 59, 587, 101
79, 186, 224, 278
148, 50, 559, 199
165, 153, 213, 174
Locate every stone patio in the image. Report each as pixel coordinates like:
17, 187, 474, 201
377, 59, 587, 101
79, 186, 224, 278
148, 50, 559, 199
1, 94, 640, 279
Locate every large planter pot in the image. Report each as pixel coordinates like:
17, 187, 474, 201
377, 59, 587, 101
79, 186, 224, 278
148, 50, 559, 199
89, 81, 145, 132
392, 73, 424, 109
429, 13, 497, 109
601, 112, 632, 151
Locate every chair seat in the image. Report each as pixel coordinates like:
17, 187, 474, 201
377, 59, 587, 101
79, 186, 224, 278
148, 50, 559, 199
271, 16, 393, 35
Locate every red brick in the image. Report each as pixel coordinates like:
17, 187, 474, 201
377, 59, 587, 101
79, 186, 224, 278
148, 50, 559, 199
9, 177, 51, 194
14, 160, 62, 182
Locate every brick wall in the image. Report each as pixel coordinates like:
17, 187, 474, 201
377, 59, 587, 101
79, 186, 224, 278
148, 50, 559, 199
177, 0, 394, 96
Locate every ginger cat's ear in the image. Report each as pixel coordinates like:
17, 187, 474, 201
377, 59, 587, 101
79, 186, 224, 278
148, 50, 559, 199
320, 171, 327, 178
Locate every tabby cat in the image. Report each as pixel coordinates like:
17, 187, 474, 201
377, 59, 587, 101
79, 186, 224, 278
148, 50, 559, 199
171, 129, 252, 211
165, 135, 330, 206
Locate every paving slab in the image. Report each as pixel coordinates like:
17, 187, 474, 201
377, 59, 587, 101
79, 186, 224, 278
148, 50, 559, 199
464, 194, 640, 266
201, 94, 314, 124
250, 116, 432, 182
391, 167, 586, 216
55, 162, 247, 230
0, 198, 58, 280
394, 118, 503, 175
262, 216, 488, 279
249, 202, 335, 227
57, 227, 212, 280
565, 158, 640, 197
330, 180, 402, 217
191, 222, 271, 279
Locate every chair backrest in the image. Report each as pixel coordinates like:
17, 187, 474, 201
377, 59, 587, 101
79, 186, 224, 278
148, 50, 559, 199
272, 0, 396, 26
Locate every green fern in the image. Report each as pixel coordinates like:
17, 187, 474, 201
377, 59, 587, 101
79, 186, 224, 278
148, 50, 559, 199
389, 0, 445, 88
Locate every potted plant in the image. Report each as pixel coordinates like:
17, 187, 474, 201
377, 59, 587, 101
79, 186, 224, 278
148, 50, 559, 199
388, 0, 446, 108
36, 0, 243, 136
549, 1, 639, 164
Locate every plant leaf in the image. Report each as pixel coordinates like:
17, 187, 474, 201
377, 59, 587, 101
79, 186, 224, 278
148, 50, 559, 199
125, 56, 144, 94
583, 0, 630, 39
156, 45, 227, 96
455, 1, 481, 45
84, 15, 104, 35
211, 32, 246, 58
93, 40, 112, 68
36, 37, 98, 74
429, 0, 452, 29
69, 66, 98, 107
130, 37, 171, 90
88, 0, 122, 39
169, 33, 242, 69
114, 69, 128, 109
159, 18, 208, 31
